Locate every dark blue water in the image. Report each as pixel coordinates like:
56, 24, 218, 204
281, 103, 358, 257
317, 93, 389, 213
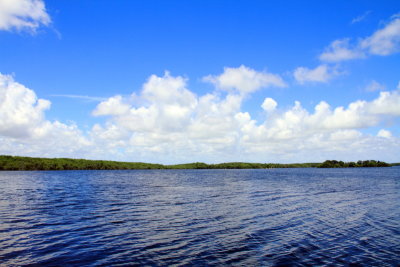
0, 168, 399, 266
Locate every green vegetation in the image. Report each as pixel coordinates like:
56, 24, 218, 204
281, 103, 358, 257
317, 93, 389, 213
0, 155, 164, 171
0, 155, 394, 171
169, 162, 321, 169
318, 160, 390, 168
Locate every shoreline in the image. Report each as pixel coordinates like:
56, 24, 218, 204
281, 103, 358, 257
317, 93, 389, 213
0, 155, 396, 171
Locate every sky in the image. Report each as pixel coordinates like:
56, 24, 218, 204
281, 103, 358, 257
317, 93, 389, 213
0, 0, 399, 163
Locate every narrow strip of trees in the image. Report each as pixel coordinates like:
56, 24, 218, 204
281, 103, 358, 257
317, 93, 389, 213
0, 155, 393, 171
318, 160, 390, 168
0, 155, 164, 171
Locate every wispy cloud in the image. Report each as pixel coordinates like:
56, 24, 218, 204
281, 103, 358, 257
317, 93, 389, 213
364, 80, 385, 92
351, 11, 371, 24
319, 38, 365, 62
0, 0, 51, 32
51, 94, 107, 102
293, 64, 339, 84
360, 17, 400, 56
320, 15, 400, 62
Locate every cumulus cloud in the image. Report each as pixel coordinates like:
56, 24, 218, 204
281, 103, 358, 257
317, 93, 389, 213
0, 73, 90, 157
92, 71, 400, 163
261, 90, 400, 134
0, 0, 51, 32
239, 91, 400, 162
377, 129, 392, 138
203, 65, 286, 94
91, 72, 245, 162
320, 16, 400, 62
1, 71, 399, 163
0, 73, 50, 137
293, 64, 337, 84
261, 97, 277, 112
92, 95, 131, 116
367, 90, 400, 115
93, 72, 198, 133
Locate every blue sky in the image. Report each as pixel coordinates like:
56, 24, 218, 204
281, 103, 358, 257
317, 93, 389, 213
0, 0, 399, 163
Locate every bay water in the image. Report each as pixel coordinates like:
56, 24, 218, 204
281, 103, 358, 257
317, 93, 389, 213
0, 168, 399, 266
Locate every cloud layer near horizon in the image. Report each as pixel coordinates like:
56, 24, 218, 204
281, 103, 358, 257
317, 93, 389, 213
1, 68, 399, 164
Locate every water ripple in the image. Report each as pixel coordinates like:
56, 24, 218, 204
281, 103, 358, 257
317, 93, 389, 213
0, 168, 399, 266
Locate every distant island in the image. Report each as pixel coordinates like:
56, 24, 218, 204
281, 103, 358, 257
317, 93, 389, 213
0, 155, 397, 171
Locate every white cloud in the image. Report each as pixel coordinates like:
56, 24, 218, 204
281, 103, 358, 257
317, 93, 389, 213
142, 71, 197, 107
92, 71, 400, 163
0, 0, 51, 32
365, 80, 385, 92
319, 39, 365, 62
293, 64, 337, 84
203, 65, 286, 94
368, 90, 400, 116
91, 73, 246, 162
296, 15, 400, 87
94, 72, 198, 133
320, 16, 400, 62
261, 97, 277, 112
377, 129, 392, 138
240, 91, 400, 162
1, 72, 400, 163
329, 130, 362, 141
92, 95, 131, 116
0, 73, 91, 157
0, 73, 50, 138
361, 18, 400, 56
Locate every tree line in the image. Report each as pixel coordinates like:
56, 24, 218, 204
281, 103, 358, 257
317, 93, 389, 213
0, 155, 395, 171
318, 160, 390, 168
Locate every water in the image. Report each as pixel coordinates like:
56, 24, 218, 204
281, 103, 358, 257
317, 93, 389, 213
0, 168, 399, 266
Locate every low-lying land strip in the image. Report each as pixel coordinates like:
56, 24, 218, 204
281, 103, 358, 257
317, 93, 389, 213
0, 155, 395, 171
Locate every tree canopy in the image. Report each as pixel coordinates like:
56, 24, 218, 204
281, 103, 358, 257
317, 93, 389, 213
0, 155, 393, 171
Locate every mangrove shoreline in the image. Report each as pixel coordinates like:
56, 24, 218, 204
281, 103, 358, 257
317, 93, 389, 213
0, 155, 397, 171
